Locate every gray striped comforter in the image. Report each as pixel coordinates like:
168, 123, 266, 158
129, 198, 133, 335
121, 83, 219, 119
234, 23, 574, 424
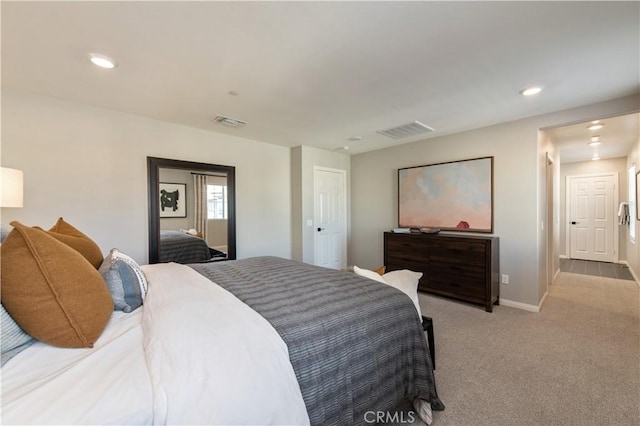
159, 231, 211, 264
190, 256, 444, 425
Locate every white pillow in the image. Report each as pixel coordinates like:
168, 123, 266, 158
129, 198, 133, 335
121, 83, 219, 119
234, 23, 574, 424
353, 265, 387, 284
353, 266, 422, 317
382, 270, 423, 317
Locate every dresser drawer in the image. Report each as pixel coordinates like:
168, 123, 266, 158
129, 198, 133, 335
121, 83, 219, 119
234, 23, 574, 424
429, 239, 487, 262
383, 232, 499, 312
385, 234, 428, 252
428, 261, 486, 299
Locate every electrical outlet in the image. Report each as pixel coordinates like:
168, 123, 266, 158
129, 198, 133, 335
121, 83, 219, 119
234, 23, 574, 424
501, 274, 509, 284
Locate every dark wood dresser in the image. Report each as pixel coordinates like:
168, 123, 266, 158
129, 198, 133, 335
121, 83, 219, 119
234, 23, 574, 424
384, 232, 500, 312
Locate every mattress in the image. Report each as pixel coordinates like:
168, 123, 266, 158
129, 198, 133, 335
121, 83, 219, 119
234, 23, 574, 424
2, 257, 443, 425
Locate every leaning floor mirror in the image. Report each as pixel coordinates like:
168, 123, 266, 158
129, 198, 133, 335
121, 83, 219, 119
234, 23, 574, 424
147, 156, 236, 264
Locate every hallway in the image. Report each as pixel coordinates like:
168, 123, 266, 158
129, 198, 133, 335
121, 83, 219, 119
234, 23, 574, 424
560, 258, 634, 280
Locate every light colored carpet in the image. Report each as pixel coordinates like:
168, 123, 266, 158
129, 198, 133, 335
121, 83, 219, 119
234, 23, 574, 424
424, 271, 640, 426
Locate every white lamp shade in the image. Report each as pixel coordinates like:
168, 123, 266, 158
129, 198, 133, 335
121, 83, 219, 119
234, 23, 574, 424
0, 167, 24, 208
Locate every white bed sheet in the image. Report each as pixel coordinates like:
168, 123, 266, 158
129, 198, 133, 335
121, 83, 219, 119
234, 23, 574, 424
2, 262, 310, 425
142, 262, 309, 425
1, 308, 152, 425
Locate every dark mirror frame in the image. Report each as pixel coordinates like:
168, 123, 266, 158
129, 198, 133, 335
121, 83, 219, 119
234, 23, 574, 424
147, 156, 236, 264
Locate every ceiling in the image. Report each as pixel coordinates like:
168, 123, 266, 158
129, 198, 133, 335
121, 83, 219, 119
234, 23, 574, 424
2, 2, 639, 155
547, 112, 639, 164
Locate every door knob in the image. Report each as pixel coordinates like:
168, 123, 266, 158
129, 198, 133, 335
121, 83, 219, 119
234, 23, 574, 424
571, 221, 578, 225
317, 227, 325, 232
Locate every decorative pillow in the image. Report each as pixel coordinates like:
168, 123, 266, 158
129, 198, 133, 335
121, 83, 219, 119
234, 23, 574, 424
382, 269, 423, 317
1, 226, 10, 243
353, 265, 387, 284
0, 221, 114, 348
354, 265, 423, 317
373, 265, 386, 275
45, 217, 103, 269
1, 303, 36, 366
99, 248, 148, 313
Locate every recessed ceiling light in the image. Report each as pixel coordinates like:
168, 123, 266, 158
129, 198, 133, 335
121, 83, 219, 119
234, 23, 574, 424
592, 156, 601, 161
519, 86, 543, 96
348, 136, 362, 141
588, 141, 601, 147
588, 123, 604, 131
88, 53, 118, 69
591, 135, 600, 142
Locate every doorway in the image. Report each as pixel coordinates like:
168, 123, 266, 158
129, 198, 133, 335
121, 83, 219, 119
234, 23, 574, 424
546, 152, 555, 288
566, 173, 619, 263
313, 166, 347, 270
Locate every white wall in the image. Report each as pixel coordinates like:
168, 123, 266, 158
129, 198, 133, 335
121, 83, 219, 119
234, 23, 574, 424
351, 95, 639, 308
352, 119, 540, 306
626, 122, 640, 279
1, 89, 292, 264
537, 130, 560, 302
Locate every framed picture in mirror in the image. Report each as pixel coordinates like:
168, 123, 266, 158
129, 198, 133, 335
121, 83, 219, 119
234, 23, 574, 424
159, 182, 187, 218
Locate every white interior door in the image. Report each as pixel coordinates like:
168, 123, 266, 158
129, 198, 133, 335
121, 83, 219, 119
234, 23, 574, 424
568, 174, 617, 262
314, 167, 347, 269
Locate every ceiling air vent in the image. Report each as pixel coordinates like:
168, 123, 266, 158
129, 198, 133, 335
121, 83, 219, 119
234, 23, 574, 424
211, 115, 247, 128
377, 120, 434, 140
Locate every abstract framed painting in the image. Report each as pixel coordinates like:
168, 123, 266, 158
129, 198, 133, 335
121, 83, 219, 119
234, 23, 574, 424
159, 182, 186, 218
398, 156, 494, 233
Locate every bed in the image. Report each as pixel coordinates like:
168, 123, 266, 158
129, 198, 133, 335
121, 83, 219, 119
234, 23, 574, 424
159, 229, 212, 263
2, 223, 444, 425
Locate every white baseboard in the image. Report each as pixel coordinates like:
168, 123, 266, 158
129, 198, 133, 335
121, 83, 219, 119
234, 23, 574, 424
619, 260, 640, 286
559, 254, 568, 259
500, 298, 541, 313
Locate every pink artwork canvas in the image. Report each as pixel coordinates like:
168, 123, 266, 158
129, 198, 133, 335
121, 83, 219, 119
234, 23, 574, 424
398, 157, 493, 232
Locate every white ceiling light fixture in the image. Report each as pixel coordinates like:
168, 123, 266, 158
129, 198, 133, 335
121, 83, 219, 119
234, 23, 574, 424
88, 53, 118, 69
588, 122, 604, 131
592, 155, 601, 161
519, 86, 543, 96
588, 140, 601, 147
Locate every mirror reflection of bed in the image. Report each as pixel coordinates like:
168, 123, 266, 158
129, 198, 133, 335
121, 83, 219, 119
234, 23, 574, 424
159, 230, 225, 264
148, 157, 236, 264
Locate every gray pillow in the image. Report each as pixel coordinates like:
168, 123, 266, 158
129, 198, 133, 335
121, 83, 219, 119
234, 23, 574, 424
99, 248, 148, 313
1, 303, 36, 366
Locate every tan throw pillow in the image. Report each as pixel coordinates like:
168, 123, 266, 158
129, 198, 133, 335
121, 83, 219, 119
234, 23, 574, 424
353, 265, 387, 284
373, 265, 386, 275
46, 217, 103, 269
0, 221, 113, 348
